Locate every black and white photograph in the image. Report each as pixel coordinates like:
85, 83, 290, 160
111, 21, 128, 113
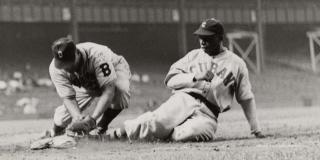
0, 0, 319, 159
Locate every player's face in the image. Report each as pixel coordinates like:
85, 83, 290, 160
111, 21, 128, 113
61, 51, 80, 73
61, 62, 76, 73
198, 35, 221, 56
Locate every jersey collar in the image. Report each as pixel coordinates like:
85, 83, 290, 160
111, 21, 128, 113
201, 46, 227, 59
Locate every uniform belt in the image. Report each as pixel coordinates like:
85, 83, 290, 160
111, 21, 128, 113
187, 92, 220, 118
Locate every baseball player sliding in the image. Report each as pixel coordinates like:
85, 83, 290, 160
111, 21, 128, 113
43, 37, 131, 137
110, 18, 264, 141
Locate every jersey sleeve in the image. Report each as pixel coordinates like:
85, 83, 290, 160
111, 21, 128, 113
235, 61, 254, 102
164, 53, 191, 85
49, 61, 76, 98
93, 54, 117, 88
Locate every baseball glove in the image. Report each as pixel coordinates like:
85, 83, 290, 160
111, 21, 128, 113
67, 115, 96, 134
30, 135, 77, 150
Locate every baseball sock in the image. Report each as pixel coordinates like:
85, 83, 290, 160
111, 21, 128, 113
52, 124, 65, 136
97, 108, 122, 134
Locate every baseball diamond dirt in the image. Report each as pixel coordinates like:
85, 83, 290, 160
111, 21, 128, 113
1, 0, 320, 159
0, 107, 320, 160
0, 61, 320, 160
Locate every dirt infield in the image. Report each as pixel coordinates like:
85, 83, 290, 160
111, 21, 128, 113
0, 60, 320, 159
0, 106, 319, 160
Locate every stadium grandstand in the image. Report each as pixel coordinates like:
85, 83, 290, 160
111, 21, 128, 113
0, 0, 319, 24
0, 0, 319, 75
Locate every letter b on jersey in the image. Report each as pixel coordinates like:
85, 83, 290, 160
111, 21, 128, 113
99, 63, 111, 77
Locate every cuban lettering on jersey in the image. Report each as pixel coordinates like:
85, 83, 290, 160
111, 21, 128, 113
166, 48, 253, 111
189, 56, 236, 87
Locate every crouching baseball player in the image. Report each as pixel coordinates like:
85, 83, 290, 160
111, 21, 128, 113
43, 37, 131, 137
110, 18, 264, 142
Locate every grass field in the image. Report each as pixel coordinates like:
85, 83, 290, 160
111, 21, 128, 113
0, 61, 320, 160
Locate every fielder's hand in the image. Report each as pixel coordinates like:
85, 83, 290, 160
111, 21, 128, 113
253, 131, 266, 138
194, 71, 214, 82
67, 115, 96, 134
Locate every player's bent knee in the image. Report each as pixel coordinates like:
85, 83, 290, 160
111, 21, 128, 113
171, 126, 195, 142
53, 118, 65, 127
53, 105, 70, 127
113, 86, 131, 109
115, 78, 130, 91
53, 115, 68, 127
54, 105, 67, 113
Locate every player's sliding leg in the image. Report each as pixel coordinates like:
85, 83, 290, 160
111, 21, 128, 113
123, 92, 199, 141
171, 107, 217, 142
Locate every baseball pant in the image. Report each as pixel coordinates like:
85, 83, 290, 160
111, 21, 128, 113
54, 60, 131, 128
124, 92, 217, 142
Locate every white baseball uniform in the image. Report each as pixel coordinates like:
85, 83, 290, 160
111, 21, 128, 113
49, 42, 131, 127
123, 47, 254, 141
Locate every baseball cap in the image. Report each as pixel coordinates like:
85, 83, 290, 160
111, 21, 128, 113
193, 18, 224, 36
51, 37, 76, 68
